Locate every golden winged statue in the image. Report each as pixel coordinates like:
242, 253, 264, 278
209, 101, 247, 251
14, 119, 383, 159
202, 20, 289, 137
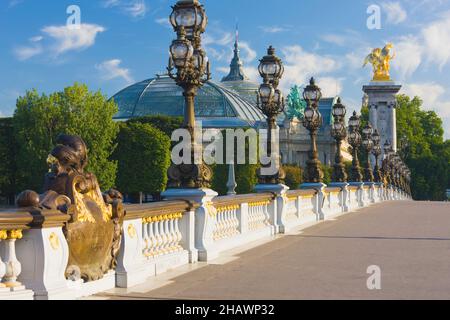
363, 43, 395, 81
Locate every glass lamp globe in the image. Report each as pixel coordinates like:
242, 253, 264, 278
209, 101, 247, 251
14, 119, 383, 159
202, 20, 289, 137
259, 83, 274, 104
170, 0, 207, 38
170, 38, 193, 67
332, 98, 346, 117
258, 46, 284, 81
303, 77, 322, 106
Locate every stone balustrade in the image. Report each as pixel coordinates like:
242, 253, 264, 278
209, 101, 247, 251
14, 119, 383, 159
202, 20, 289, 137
0, 184, 410, 300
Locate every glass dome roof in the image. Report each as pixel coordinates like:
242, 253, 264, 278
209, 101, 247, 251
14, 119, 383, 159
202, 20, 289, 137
112, 74, 265, 128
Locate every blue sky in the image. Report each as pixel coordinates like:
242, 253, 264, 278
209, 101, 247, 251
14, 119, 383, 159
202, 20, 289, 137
1, 0, 450, 138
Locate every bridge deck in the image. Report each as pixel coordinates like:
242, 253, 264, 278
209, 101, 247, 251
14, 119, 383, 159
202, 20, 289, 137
95, 201, 450, 300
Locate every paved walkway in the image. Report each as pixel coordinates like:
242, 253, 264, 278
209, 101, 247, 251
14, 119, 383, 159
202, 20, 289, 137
96, 201, 450, 300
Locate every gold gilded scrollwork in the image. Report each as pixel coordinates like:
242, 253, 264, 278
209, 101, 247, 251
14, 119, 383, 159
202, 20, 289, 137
0, 230, 7, 240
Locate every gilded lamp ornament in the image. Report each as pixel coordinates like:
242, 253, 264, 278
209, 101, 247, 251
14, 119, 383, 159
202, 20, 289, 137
363, 43, 395, 81
167, 0, 213, 189
256, 46, 286, 184
302, 78, 324, 183
331, 98, 348, 183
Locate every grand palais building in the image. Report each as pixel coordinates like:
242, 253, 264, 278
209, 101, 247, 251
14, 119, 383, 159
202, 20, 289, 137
112, 35, 351, 167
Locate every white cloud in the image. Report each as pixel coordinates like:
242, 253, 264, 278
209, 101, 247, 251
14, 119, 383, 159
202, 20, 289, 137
13, 45, 43, 61
123, 0, 147, 18
102, 0, 120, 7
42, 24, 105, 55
96, 59, 134, 83
422, 11, 450, 69
155, 17, 170, 28
321, 34, 347, 46
381, 2, 408, 24
393, 35, 423, 78
103, 0, 147, 18
258, 26, 289, 34
279, 45, 340, 94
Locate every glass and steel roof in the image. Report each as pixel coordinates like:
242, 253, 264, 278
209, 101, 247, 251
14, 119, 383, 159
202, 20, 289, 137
112, 74, 265, 128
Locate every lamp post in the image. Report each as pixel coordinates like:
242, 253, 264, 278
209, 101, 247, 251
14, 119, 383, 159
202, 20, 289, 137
256, 46, 286, 184
371, 129, 382, 183
302, 78, 324, 183
361, 123, 374, 182
348, 111, 363, 182
166, 0, 212, 189
382, 141, 392, 187
331, 98, 347, 183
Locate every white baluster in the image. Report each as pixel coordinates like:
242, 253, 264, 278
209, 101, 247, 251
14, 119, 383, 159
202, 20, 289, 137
2, 230, 23, 288
142, 218, 150, 257
0, 230, 6, 289
159, 216, 168, 254
154, 218, 162, 256
233, 207, 239, 235
148, 219, 157, 257
174, 214, 183, 251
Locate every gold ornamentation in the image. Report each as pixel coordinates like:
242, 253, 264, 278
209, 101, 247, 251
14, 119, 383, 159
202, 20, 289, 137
363, 43, 395, 81
49, 232, 60, 250
248, 200, 271, 207
127, 224, 137, 239
7, 229, 23, 240
0, 230, 7, 240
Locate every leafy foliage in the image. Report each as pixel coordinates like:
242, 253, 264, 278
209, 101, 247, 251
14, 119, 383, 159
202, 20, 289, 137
113, 122, 171, 196
283, 165, 303, 189
13, 84, 119, 192
127, 115, 183, 138
0, 118, 18, 204
395, 95, 449, 201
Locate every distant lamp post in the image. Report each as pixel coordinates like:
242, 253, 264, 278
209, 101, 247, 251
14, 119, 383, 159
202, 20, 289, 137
361, 123, 374, 182
302, 78, 324, 183
382, 141, 393, 186
256, 46, 286, 184
167, 0, 212, 189
371, 129, 382, 183
331, 98, 347, 183
348, 111, 363, 182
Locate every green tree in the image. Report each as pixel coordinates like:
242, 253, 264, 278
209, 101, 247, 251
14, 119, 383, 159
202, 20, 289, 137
113, 122, 171, 201
283, 165, 303, 189
0, 118, 18, 205
286, 85, 306, 120
127, 115, 183, 138
13, 83, 119, 191
395, 94, 449, 201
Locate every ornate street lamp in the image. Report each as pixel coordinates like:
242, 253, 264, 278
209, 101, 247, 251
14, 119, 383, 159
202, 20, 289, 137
166, 0, 212, 189
331, 98, 347, 182
348, 111, 363, 182
361, 123, 374, 182
302, 78, 324, 183
382, 141, 393, 186
256, 46, 285, 184
371, 129, 382, 183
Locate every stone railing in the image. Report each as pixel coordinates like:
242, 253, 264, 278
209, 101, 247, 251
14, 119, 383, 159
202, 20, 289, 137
0, 208, 71, 300
0, 184, 410, 300
116, 200, 198, 288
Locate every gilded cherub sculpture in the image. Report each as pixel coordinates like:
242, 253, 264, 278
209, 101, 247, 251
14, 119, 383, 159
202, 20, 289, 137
363, 43, 395, 81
